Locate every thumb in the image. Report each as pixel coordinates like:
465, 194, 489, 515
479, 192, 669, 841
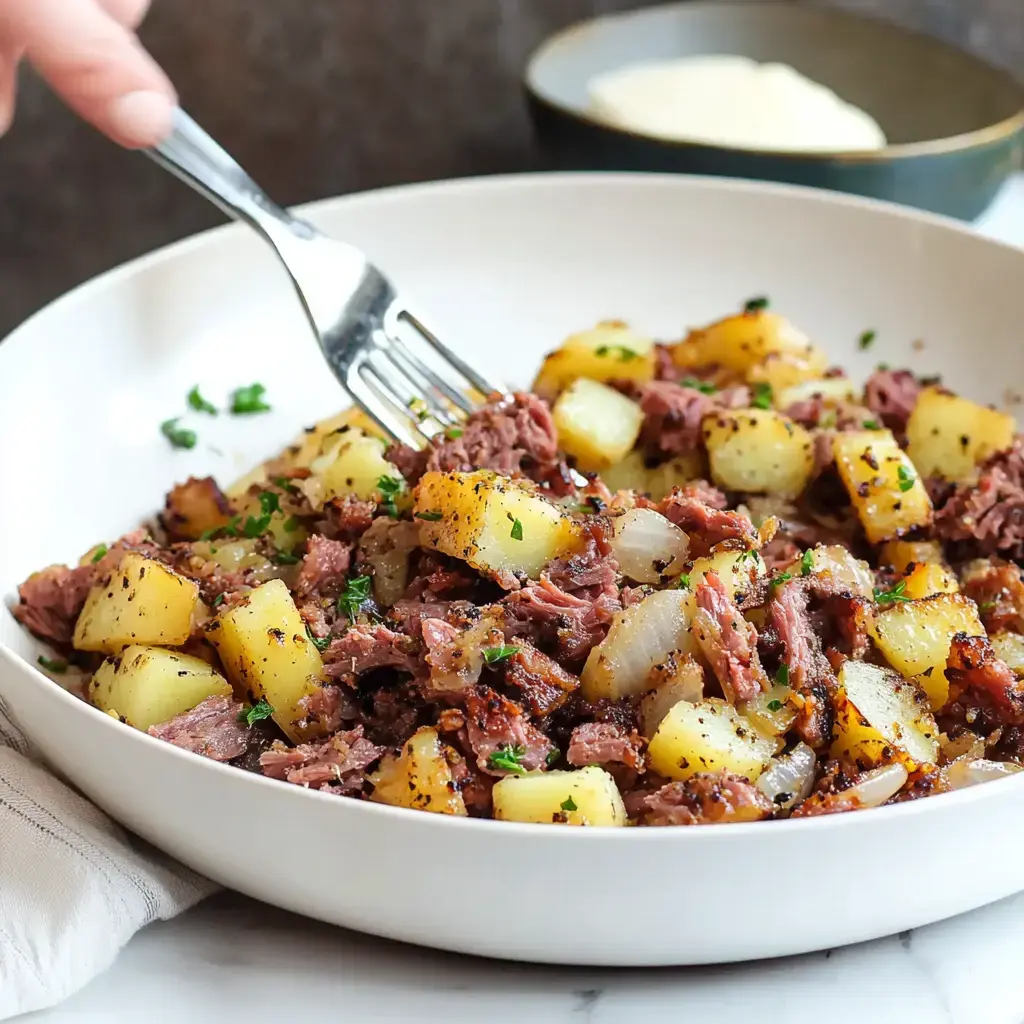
8, 0, 175, 147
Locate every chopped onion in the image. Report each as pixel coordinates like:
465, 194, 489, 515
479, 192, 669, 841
938, 730, 985, 762
756, 742, 816, 811
360, 518, 420, 607
639, 656, 705, 737
610, 508, 690, 583
844, 763, 908, 808
944, 757, 1024, 790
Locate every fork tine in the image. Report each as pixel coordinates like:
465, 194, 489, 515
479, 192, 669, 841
381, 339, 474, 416
344, 359, 423, 449
365, 345, 456, 428
398, 309, 506, 398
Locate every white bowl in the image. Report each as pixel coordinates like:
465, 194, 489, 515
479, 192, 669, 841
3, 173, 1024, 966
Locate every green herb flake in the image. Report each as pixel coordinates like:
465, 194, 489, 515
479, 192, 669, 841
272, 551, 301, 565
979, 600, 998, 615
230, 383, 271, 415
239, 698, 275, 727
273, 476, 300, 494
897, 465, 916, 492
862, 419, 881, 430
769, 571, 793, 591
858, 330, 877, 351
337, 575, 373, 622
744, 296, 769, 314
283, 515, 301, 532
775, 664, 789, 687
682, 377, 718, 395
407, 397, 429, 422
90, 544, 109, 564
546, 748, 561, 767
306, 626, 331, 652
873, 580, 911, 605
482, 644, 521, 665
187, 385, 218, 415
510, 518, 524, 541
766, 699, 784, 712
414, 510, 443, 522
445, 426, 464, 440
160, 418, 197, 450
800, 550, 814, 576
211, 593, 226, 608
37, 655, 67, 674
376, 474, 403, 518
751, 382, 773, 410
677, 574, 691, 590
487, 744, 527, 774
560, 795, 578, 812
595, 345, 639, 363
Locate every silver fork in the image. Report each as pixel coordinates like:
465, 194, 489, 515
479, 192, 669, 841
146, 108, 504, 449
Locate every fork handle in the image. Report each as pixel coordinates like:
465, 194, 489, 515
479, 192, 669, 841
146, 108, 315, 246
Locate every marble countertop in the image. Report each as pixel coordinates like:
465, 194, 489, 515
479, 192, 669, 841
23, 173, 1024, 1024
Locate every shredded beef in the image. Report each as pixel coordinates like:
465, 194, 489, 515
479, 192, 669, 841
638, 773, 771, 825
946, 633, 1024, 719
863, 368, 921, 433
543, 520, 619, 597
505, 642, 580, 716
616, 381, 716, 459
961, 559, 1024, 634
320, 495, 376, 540
323, 623, 422, 682
259, 726, 383, 789
657, 492, 757, 557
297, 684, 355, 735
462, 686, 556, 775
148, 695, 249, 762
295, 535, 352, 603
566, 722, 644, 770
421, 613, 503, 693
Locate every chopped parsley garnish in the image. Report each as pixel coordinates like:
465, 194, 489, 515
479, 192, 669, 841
979, 600, 998, 615
161, 418, 197, 450
751, 382, 773, 410
770, 571, 792, 590
230, 383, 271, 415
560, 795, 578, 812
766, 699, 784, 712
414, 510, 443, 522
445, 426, 464, 440
239, 698, 275, 726
682, 377, 717, 395
862, 419, 881, 430
595, 345, 639, 362
211, 593, 226, 608
744, 296, 769, 314
487, 744, 527, 774
510, 518, 524, 541
482, 644, 521, 665
407, 397, 429, 422
377, 475, 403, 518
90, 544, 108, 564
897, 465, 916, 492
274, 476, 300, 494
677, 573, 691, 590
37, 655, 67, 673
775, 664, 789, 687
187, 385, 218, 415
283, 515, 301, 532
272, 551, 301, 565
858, 330, 876, 351
876, 362, 890, 372
874, 580, 911, 605
546, 748, 561, 767
240, 491, 280, 538
337, 575, 373, 622
306, 626, 331, 652
800, 550, 814, 576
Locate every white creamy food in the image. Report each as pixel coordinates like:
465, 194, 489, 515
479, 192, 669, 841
587, 54, 887, 152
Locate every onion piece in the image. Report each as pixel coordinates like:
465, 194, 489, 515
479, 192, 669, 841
639, 654, 705, 738
609, 508, 690, 583
756, 742, 816, 811
944, 757, 1024, 790
360, 518, 420, 607
844, 763, 908, 809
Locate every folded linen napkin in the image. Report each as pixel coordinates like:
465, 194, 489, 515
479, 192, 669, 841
0, 697, 215, 1019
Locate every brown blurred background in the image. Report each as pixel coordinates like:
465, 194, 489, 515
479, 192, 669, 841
0, 0, 1021, 337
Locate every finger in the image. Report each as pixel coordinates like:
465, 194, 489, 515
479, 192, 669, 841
7, 0, 175, 148
97, 0, 151, 31
0, 48, 18, 136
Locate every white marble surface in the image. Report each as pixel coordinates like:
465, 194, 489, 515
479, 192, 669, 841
22, 173, 1024, 1024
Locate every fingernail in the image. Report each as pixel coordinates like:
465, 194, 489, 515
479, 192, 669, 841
108, 90, 174, 146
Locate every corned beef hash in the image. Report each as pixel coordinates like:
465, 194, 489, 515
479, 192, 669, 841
12, 303, 1024, 826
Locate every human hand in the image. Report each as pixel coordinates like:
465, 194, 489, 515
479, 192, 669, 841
0, 0, 175, 147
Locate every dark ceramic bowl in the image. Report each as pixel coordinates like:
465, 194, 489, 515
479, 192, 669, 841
525, 1, 1024, 219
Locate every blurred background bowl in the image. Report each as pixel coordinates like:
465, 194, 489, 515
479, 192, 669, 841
525, 0, 1024, 219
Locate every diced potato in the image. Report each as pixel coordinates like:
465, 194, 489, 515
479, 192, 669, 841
702, 408, 814, 498
878, 540, 947, 573
639, 652, 705, 738
906, 385, 1015, 483
311, 427, 403, 504
291, 407, 388, 470
369, 727, 466, 816
73, 552, 200, 654
900, 562, 959, 600
747, 351, 832, 394
671, 310, 825, 376
831, 661, 939, 770
790, 545, 874, 599
532, 321, 655, 398
414, 470, 582, 581
553, 378, 644, 471
492, 765, 626, 826
205, 578, 326, 743
89, 645, 231, 731
647, 698, 775, 782
869, 593, 985, 708
231, 489, 307, 553
775, 376, 860, 411
600, 450, 706, 500
162, 477, 233, 541
833, 429, 932, 543
991, 632, 1024, 676
742, 684, 798, 742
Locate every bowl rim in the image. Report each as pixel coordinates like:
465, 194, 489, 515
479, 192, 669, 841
5, 169, 1024, 841
524, 0, 1024, 163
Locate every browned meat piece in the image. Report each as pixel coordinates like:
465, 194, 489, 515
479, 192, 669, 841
946, 633, 1024, 718
543, 520, 619, 597
259, 726, 383, 789
320, 495, 376, 540
567, 722, 644, 771
420, 614, 503, 693
961, 559, 1024, 634
148, 694, 249, 762
638, 773, 771, 825
160, 476, 233, 541
505, 642, 580, 716
863, 368, 920, 433
789, 759, 860, 818
323, 622, 422, 682
463, 686, 557, 775
297, 684, 355, 735
295, 535, 352, 602
612, 380, 720, 459
656, 492, 757, 557
692, 571, 769, 703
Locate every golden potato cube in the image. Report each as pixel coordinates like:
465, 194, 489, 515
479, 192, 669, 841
831, 661, 939, 770
748, 351, 833, 394
532, 321, 655, 398
775, 376, 860, 411
702, 408, 814, 498
991, 632, 1024, 676
73, 552, 200, 654
90, 645, 232, 732
311, 427, 403, 504
906, 386, 1016, 483
833, 429, 932, 543
553, 378, 644, 471
600, 449, 706, 500
369, 727, 466, 816
869, 593, 984, 708
900, 562, 959, 600
206, 579, 326, 743
687, 547, 767, 596
878, 540, 947, 573
672, 310, 825, 375
647, 698, 775, 782
414, 470, 582, 581
492, 766, 626, 826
